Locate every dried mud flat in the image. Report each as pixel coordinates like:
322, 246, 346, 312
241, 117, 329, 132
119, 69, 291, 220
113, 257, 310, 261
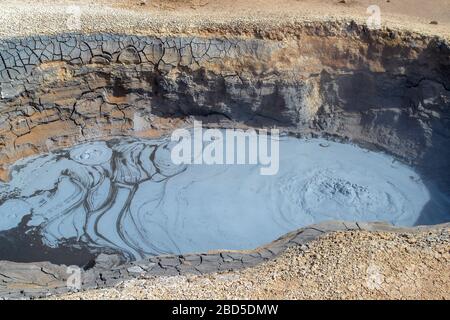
53, 228, 450, 300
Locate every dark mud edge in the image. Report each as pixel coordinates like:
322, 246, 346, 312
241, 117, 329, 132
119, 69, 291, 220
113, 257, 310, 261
0, 220, 448, 299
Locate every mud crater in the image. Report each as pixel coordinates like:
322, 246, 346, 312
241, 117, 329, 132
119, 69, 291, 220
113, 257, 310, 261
2, 133, 447, 265
0, 27, 449, 267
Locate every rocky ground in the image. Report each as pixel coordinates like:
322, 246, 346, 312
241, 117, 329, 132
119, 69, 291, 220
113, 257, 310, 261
0, 0, 449, 39
53, 228, 450, 300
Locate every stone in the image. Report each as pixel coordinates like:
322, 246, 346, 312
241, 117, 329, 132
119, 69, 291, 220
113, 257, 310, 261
94, 254, 123, 270
0, 26, 449, 300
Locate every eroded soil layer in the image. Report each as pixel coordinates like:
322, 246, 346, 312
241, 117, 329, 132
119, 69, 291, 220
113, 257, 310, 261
0, 29, 449, 189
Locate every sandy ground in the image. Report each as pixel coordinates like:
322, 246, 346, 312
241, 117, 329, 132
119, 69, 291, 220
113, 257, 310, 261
0, 0, 449, 39
54, 228, 450, 300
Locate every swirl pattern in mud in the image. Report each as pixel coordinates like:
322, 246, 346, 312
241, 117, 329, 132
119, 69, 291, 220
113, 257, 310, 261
0, 133, 449, 261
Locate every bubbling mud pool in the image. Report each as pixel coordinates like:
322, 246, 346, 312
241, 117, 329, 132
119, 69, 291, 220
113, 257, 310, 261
0, 133, 449, 265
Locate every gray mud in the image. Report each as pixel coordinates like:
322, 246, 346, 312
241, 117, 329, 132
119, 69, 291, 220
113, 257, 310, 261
0, 133, 448, 265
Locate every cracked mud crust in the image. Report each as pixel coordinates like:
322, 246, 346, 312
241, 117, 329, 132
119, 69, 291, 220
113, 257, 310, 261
1, 221, 449, 299
52, 226, 450, 300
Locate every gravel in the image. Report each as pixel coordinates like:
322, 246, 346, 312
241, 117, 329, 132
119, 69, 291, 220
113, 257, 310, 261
0, 0, 449, 40
53, 228, 450, 300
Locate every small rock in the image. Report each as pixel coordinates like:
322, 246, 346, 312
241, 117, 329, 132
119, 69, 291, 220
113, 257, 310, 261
430, 21, 439, 25
127, 265, 145, 274
118, 47, 141, 64
94, 253, 123, 270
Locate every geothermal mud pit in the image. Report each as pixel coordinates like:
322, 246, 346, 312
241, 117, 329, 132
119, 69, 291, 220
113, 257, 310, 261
0, 132, 448, 265
0, 28, 449, 271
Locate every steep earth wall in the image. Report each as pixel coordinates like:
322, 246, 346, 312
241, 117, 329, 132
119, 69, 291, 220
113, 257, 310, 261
0, 24, 449, 186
